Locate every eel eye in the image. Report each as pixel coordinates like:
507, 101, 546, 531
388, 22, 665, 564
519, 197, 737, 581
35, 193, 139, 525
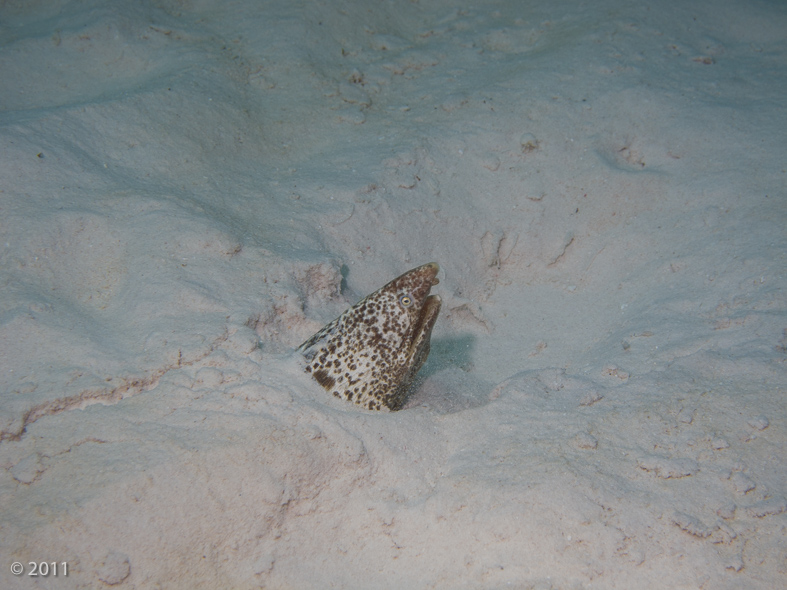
399, 294, 413, 307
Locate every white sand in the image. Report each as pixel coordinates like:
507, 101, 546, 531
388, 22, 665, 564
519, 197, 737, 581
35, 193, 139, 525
1, 0, 786, 587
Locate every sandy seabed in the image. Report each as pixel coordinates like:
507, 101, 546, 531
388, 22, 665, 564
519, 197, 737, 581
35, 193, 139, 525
1, 0, 786, 588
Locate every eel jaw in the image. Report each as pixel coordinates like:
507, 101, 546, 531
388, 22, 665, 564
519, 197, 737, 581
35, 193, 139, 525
406, 294, 442, 381
384, 293, 441, 411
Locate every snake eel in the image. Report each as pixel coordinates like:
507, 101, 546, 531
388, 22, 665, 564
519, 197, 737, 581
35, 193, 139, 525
298, 262, 441, 410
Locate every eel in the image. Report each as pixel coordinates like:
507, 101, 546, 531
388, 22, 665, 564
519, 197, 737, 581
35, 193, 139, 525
298, 262, 442, 411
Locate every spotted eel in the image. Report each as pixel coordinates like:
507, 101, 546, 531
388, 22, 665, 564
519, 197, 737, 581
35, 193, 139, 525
298, 262, 442, 411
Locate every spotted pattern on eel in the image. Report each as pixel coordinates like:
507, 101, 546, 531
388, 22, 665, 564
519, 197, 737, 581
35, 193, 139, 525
298, 262, 442, 411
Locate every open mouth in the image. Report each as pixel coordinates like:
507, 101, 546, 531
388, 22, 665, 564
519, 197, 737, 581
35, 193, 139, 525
408, 293, 442, 361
